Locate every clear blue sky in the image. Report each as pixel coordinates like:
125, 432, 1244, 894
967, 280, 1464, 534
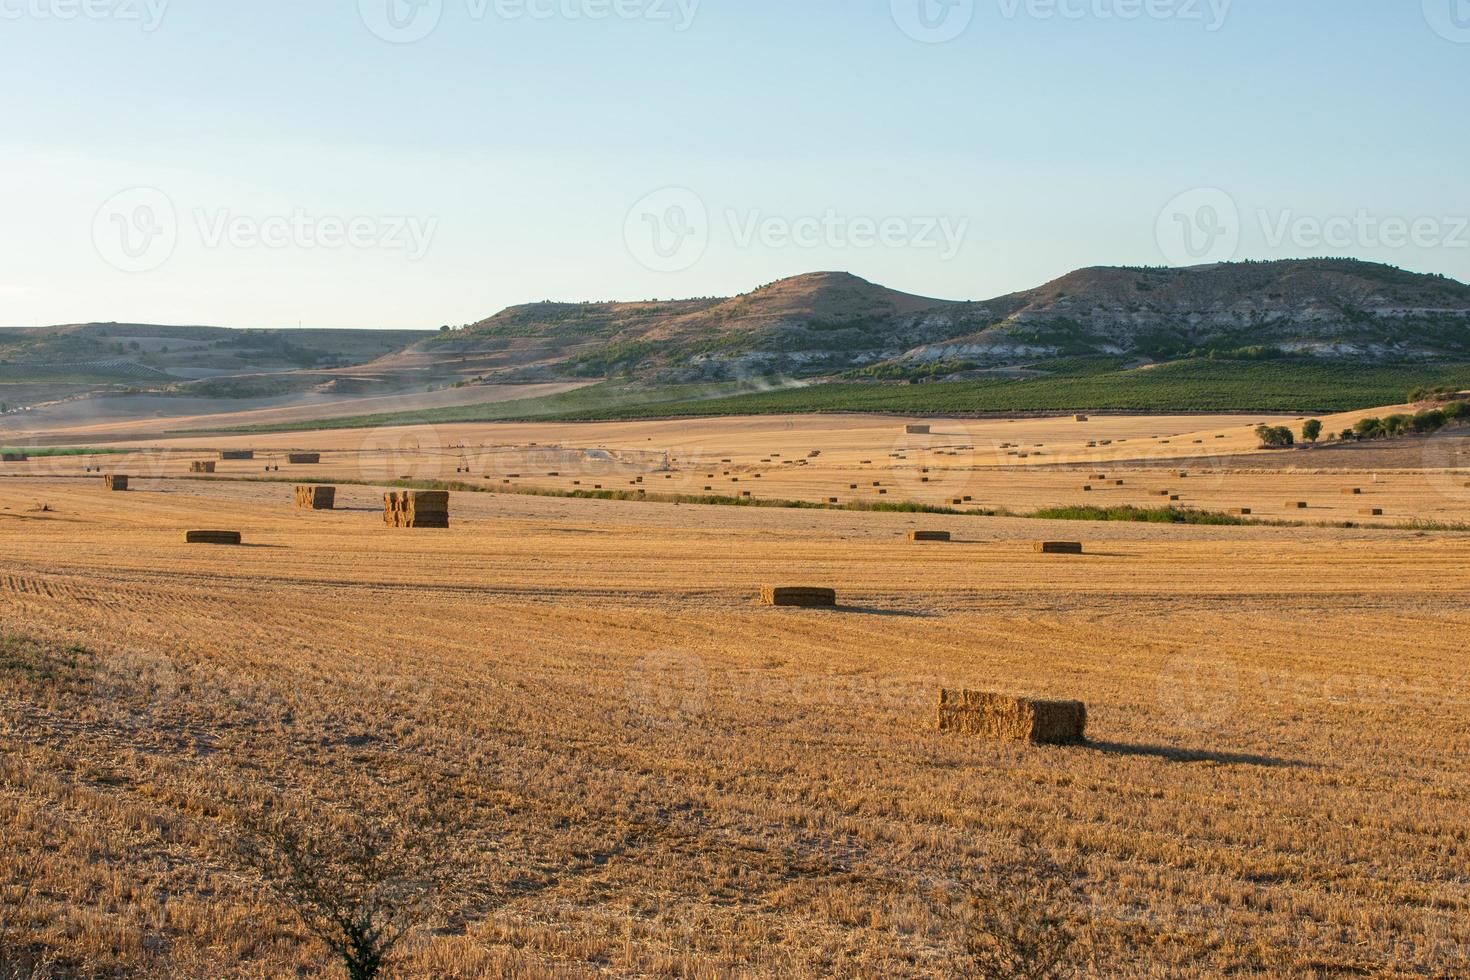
1, 0, 1464, 328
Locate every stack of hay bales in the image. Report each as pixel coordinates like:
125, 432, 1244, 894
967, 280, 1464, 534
295, 485, 337, 510
185, 530, 242, 545
219, 450, 254, 461
384, 490, 449, 529
760, 586, 837, 608
936, 689, 1086, 745
905, 424, 931, 435
104, 475, 129, 491
1034, 541, 1083, 554
909, 530, 952, 542
288, 453, 321, 465
1074, 414, 1090, 422
190, 461, 216, 474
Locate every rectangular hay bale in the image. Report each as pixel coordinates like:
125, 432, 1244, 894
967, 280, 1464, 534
185, 530, 242, 545
190, 461, 216, 473
1034, 541, 1083, 555
104, 475, 129, 491
937, 689, 1087, 745
909, 530, 952, 542
219, 450, 255, 460
760, 586, 837, 608
383, 490, 450, 528
295, 485, 337, 510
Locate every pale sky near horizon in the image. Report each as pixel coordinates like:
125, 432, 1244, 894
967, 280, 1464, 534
1, 0, 1465, 329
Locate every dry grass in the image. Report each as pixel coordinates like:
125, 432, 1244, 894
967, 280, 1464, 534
2, 471, 1470, 977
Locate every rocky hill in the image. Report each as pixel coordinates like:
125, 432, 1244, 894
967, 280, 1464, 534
424, 260, 1470, 384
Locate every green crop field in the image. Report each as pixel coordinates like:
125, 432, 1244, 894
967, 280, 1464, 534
192, 360, 1470, 434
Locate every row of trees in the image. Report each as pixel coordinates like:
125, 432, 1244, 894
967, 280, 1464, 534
1260, 399, 1467, 449
1347, 402, 1469, 440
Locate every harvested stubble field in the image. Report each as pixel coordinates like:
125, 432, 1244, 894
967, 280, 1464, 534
6, 407, 1466, 526
2, 474, 1470, 978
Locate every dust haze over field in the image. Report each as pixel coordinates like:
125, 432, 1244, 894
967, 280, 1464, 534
3, 403, 1470, 977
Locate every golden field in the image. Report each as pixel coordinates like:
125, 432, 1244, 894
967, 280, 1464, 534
2, 410, 1470, 977
6, 408, 1470, 525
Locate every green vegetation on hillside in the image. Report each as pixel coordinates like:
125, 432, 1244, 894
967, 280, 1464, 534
191, 359, 1470, 434
0, 447, 132, 457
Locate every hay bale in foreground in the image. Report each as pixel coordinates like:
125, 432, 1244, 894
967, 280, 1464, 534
219, 450, 254, 460
760, 586, 837, 608
185, 530, 242, 545
1034, 541, 1083, 555
287, 453, 321, 465
103, 475, 129, 491
937, 689, 1086, 745
909, 530, 952, 542
905, 424, 931, 435
295, 485, 337, 510
190, 461, 216, 473
383, 490, 449, 529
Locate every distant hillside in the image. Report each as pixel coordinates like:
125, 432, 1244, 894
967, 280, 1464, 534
414, 260, 1470, 385
0, 323, 430, 380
